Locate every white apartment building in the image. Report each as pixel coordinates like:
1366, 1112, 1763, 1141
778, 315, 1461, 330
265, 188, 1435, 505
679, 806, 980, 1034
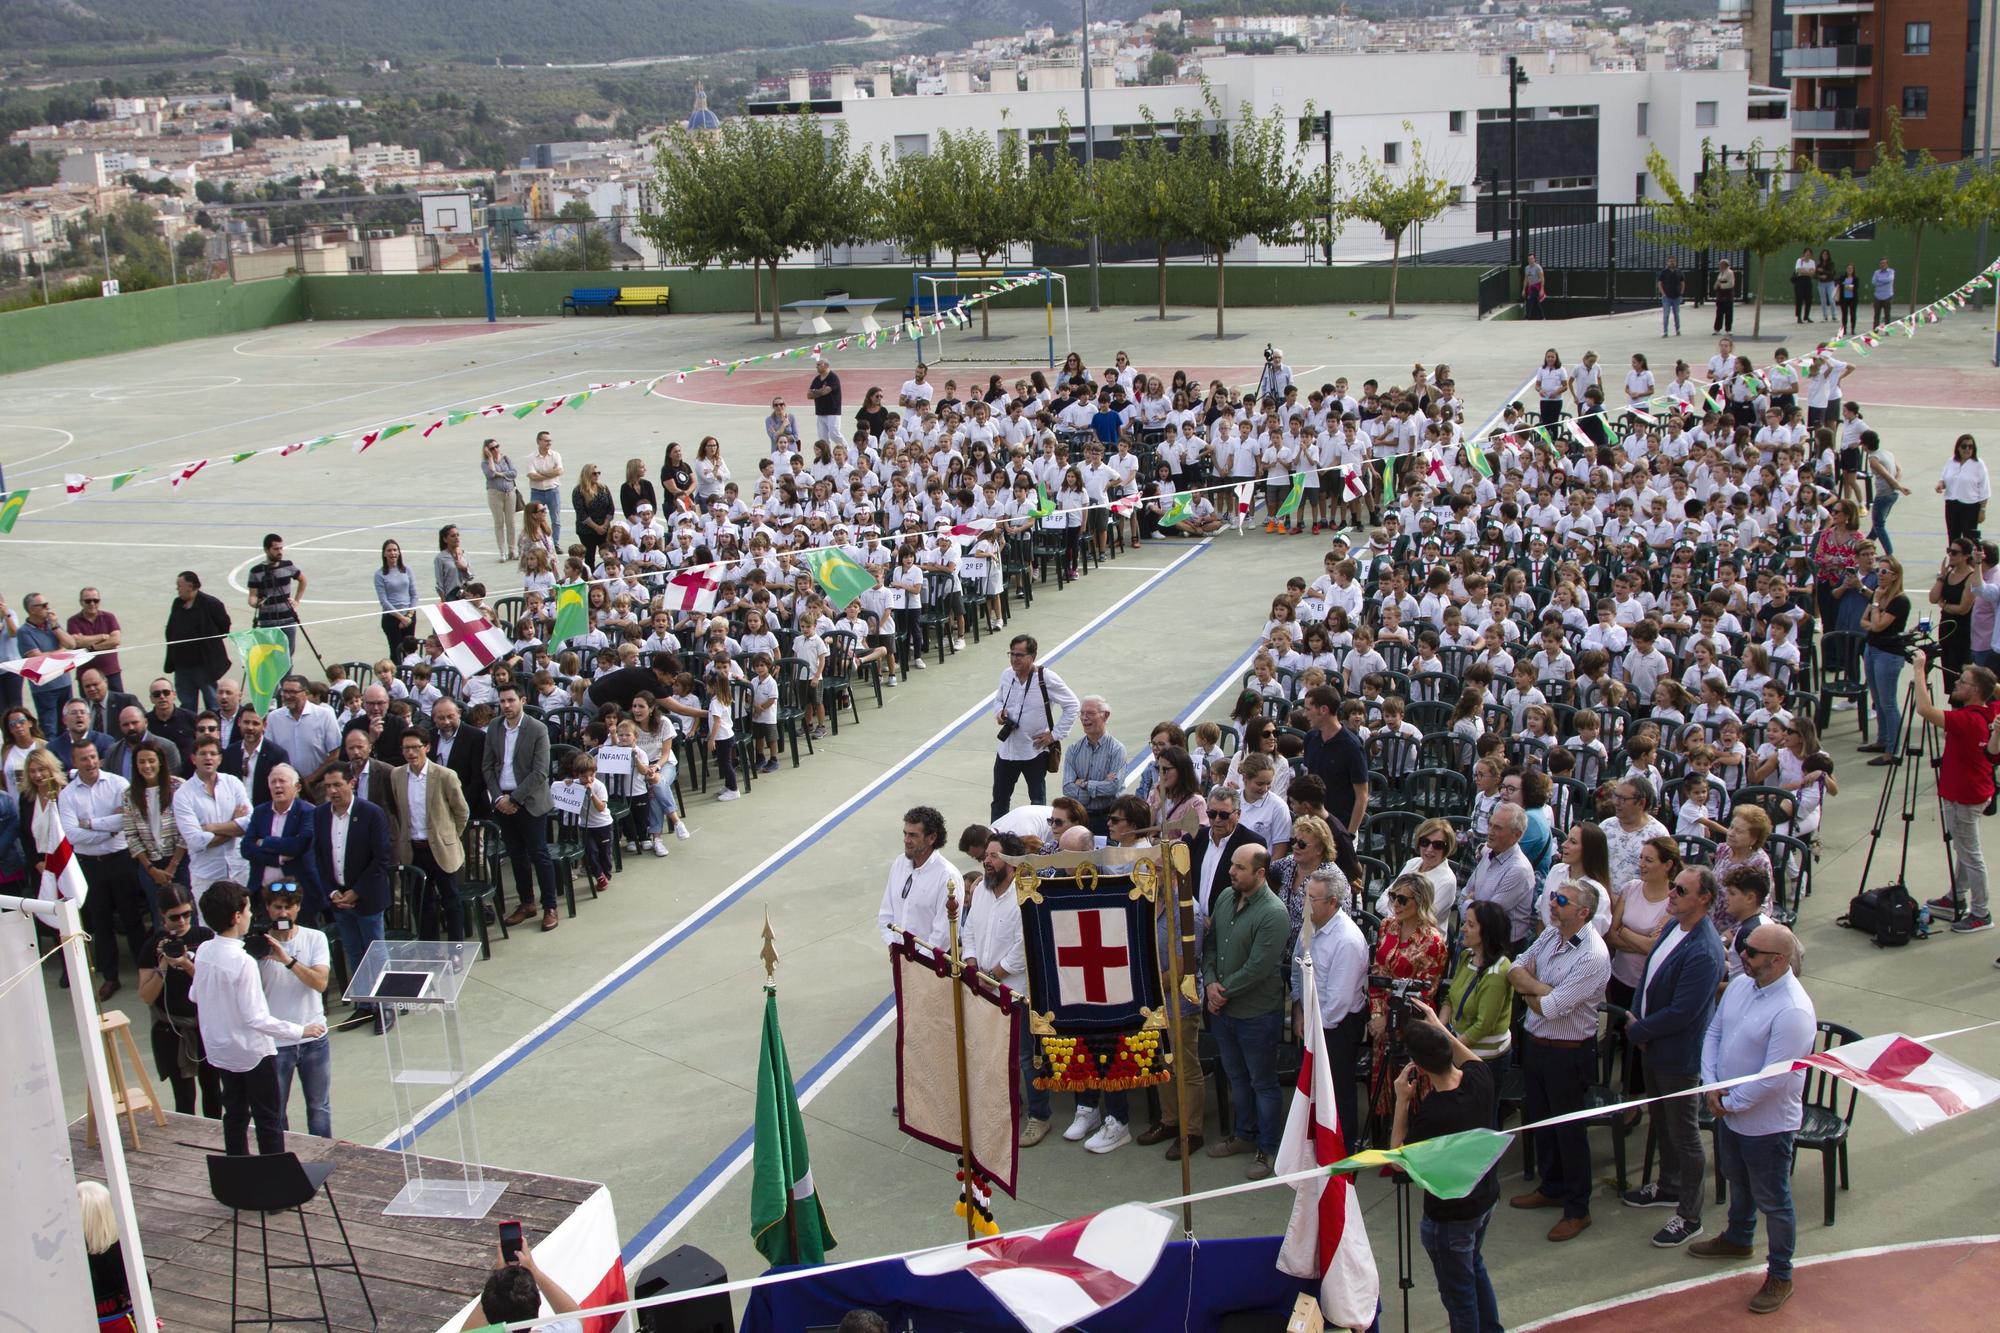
766, 49, 1780, 265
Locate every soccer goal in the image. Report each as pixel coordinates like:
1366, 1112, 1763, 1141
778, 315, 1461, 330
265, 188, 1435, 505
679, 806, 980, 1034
910, 269, 1070, 369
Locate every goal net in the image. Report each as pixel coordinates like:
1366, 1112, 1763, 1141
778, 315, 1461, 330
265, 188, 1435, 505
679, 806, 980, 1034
911, 269, 1070, 369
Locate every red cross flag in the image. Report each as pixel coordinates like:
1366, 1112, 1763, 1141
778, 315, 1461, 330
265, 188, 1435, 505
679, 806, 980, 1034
1425, 450, 1450, 485
1109, 494, 1141, 517
1051, 907, 1132, 1007
904, 1204, 1174, 1333
1235, 482, 1255, 515
421, 600, 511, 679
1796, 1033, 2000, 1134
1, 649, 96, 685
33, 794, 89, 903
665, 567, 720, 615
1276, 916, 1379, 1328
946, 519, 996, 547
1342, 471, 1367, 502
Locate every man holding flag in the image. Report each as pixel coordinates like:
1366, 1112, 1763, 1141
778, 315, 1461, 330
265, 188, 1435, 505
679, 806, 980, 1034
1393, 1001, 1503, 1333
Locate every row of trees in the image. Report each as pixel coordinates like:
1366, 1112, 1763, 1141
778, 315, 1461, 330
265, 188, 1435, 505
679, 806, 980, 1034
1644, 111, 2000, 336
641, 90, 1463, 339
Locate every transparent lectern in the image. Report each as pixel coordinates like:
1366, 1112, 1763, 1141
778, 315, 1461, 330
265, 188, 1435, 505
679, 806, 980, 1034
345, 939, 506, 1218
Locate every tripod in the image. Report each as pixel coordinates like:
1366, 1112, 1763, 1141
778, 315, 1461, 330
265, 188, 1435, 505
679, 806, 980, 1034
1853, 665, 1960, 921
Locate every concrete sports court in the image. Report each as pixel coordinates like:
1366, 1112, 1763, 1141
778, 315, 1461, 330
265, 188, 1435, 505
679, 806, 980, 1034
6, 291, 1998, 1330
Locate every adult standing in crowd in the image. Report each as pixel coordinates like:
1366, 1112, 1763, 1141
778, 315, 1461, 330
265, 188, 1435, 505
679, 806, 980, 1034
572, 464, 615, 567
122, 741, 184, 897
0, 592, 19, 714
245, 533, 305, 656
1202, 843, 1288, 1180
1294, 865, 1369, 1166
137, 882, 220, 1118
434, 525, 474, 603
164, 571, 232, 715
1463, 802, 1537, 954
60, 738, 147, 1002
879, 805, 959, 950
393, 729, 471, 942
372, 539, 419, 660
1911, 654, 1997, 933
485, 682, 558, 932
1932, 539, 1981, 688
109, 704, 180, 782
2, 706, 45, 797
1507, 876, 1611, 1242
143, 678, 197, 774
1620, 863, 1726, 1248
658, 441, 694, 510
1656, 257, 1684, 337
241, 762, 316, 914
1439, 899, 1516, 1076
1604, 776, 1670, 896
66, 588, 123, 692
1711, 259, 1737, 333
222, 705, 286, 801
1863, 432, 1909, 554
1937, 434, 1990, 544
1692, 923, 1816, 1315
431, 698, 489, 821
526, 430, 565, 545
1301, 685, 1369, 835
481, 438, 519, 560
311, 765, 393, 1034
267, 674, 342, 780
1394, 1003, 1503, 1333
78, 667, 137, 739
807, 358, 844, 446
16, 593, 77, 732
1522, 253, 1546, 320
191, 880, 326, 1156
173, 737, 249, 892
1860, 556, 1911, 763
1870, 258, 1896, 329
991, 635, 1079, 820
1060, 695, 1126, 837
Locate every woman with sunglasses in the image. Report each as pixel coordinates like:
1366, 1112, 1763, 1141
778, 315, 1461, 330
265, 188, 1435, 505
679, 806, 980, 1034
1269, 815, 1338, 966
1540, 821, 1615, 939
2, 706, 46, 800
1226, 717, 1293, 800
1935, 434, 1989, 546
1366, 872, 1447, 1142
137, 881, 223, 1118
1932, 539, 1980, 689
517, 501, 557, 573
572, 464, 616, 567
1383, 818, 1457, 918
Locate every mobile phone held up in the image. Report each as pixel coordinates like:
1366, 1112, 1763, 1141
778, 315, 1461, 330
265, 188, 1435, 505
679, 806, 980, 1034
498, 1219, 524, 1266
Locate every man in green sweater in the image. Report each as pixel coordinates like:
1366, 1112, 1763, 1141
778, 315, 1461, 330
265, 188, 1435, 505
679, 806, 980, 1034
1202, 843, 1290, 1178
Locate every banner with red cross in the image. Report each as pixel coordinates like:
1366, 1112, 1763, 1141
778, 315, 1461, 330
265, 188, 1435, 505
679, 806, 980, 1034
1015, 860, 1170, 1094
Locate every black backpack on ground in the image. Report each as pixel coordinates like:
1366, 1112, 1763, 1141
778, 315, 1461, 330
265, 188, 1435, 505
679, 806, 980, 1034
1840, 882, 1918, 947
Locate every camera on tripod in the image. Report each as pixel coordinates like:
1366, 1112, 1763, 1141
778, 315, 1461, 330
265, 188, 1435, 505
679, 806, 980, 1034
1262, 342, 1277, 363
1888, 617, 1940, 664
1369, 974, 1430, 1051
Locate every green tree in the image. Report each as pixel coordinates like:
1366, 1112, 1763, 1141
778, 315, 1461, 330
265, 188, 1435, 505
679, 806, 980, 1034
1852, 111, 2000, 315
556, 199, 597, 221
643, 112, 878, 339
1644, 142, 1854, 337
878, 123, 1084, 336
1163, 88, 1330, 337
1096, 109, 1200, 320
1342, 125, 1455, 318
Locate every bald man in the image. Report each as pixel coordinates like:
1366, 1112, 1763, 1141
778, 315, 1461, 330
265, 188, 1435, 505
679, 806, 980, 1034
1692, 923, 1817, 1315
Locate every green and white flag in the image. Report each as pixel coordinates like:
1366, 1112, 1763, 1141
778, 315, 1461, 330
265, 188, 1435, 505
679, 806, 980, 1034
549, 582, 588, 648
229, 627, 292, 713
751, 989, 836, 1265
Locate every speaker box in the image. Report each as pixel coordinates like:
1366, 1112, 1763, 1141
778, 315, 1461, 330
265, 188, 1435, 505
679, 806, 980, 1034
633, 1245, 731, 1333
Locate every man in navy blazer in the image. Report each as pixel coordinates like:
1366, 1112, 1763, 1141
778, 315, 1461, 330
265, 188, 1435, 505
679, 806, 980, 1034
1620, 864, 1728, 1247
310, 766, 394, 1033
241, 762, 319, 922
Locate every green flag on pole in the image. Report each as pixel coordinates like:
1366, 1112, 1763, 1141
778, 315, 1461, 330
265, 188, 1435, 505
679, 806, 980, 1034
1031, 483, 1057, 519
751, 989, 836, 1265
1327, 1128, 1513, 1200
1381, 459, 1396, 508
1274, 473, 1306, 519
229, 627, 292, 713
1465, 442, 1493, 478
801, 548, 877, 608
1156, 494, 1191, 528
549, 582, 588, 648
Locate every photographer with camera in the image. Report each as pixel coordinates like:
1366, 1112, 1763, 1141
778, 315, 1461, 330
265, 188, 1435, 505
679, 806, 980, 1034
1366, 873, 1447, 1143
136, 882, 222, 1118
256, 884, 333, 1138
189, 879, 327, 1155
991, 635, 1079, 820
1507, 876, 1611, 1242
1391, 999, 1502, 1333
1910, 652, 1999, 934
460, 1239, 582, 1333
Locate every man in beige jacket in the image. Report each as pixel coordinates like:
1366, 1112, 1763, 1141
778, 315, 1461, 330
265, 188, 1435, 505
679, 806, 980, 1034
393, 729, 471, 941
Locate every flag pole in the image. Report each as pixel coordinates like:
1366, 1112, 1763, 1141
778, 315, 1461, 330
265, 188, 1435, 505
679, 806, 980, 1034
762, 910, 800, 1263
944, 891, 978, 1241
1159, 840, 1196, 1234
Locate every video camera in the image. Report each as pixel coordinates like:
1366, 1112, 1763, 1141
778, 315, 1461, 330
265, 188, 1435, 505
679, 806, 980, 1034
1369, 974, 1430, 1036
1887, 615, 1941, 664
1262, 343, 1277, 364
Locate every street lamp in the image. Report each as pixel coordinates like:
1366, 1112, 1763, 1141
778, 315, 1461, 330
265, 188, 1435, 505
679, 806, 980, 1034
1506, 55, 1530, 269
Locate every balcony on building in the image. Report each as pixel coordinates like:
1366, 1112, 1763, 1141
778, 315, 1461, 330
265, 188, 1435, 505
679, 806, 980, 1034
1782, 43, 1873, 77
1792, 106, 1872, 136
1784, 1, 1874, 13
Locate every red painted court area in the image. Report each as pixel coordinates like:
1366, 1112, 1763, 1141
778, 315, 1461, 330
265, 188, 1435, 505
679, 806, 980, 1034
1530, 1237, 2000, 1332
655, 363, 1267, 408
1844, 366, 2000, 410
332, 323, 543, 348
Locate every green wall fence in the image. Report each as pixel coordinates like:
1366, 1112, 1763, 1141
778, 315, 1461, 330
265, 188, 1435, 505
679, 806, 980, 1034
0, 277, 305, 376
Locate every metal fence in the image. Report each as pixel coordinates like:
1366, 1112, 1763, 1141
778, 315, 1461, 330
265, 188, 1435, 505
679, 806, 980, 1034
1520, 201, 1744, 315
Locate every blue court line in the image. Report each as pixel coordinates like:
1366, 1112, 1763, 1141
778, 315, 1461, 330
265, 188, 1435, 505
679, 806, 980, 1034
386, 539, 1214, 1150
619, 992, 896, 1267
617, 612, 1271, 1261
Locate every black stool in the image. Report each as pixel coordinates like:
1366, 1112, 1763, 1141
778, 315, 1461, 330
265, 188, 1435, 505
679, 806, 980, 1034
206, 1152, 378, 1330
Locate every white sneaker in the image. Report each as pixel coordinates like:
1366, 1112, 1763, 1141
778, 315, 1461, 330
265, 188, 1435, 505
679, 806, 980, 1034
1063, 1106, 1104, 1142
912, 657, 927, 670
717, 789, 741, 802
649, 837, 669, 857
953, 638, 965, 651
1084, 1117, 1130, 1154
674, 822, 692, 841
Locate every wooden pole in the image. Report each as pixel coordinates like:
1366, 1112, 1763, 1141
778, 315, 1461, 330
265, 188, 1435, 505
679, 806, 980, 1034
1159, 842, 1196, 1233
945, 892, 978, 1240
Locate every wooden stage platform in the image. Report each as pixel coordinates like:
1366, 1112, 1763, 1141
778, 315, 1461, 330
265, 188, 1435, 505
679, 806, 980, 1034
72, 1112, 608, 1332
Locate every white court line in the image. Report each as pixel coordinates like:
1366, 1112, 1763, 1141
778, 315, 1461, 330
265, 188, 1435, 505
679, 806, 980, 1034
12, 319, 655, 482
1846, 400, 2000, 412
0, 538, 416, 553
377, 538, 1214, 1156
0, 424, 76, 466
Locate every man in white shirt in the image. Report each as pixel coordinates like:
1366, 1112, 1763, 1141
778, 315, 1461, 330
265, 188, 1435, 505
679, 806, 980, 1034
192, 880, 326, 1154
258, 884, 333, 1138
991, 635, 1080, 819
1292, 865, 1369, 1151
878, 806, 962, 949
899, 363, 935, 410
173, 736, 251, 892
59, 738, 148, 1001
265, 674, 342, 777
